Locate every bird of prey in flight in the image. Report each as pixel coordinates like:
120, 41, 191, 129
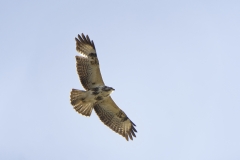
70, 33, 137, 141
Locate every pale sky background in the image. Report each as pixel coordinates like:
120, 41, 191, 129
1, 0, 240, 160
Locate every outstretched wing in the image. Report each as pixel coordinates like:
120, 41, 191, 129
94, 97, 137, 141
75, 33, 105, 90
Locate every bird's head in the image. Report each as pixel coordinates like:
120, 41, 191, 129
102, 86, 115, 92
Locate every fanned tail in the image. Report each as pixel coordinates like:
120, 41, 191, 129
70, 89, 94, 116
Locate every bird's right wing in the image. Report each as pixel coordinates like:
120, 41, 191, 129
75, 33, 105, 90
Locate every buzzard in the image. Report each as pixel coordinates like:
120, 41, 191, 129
70, 33, 137, 141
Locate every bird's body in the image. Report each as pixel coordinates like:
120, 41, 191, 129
70, 86, 114, 116
70, 33, 137, 141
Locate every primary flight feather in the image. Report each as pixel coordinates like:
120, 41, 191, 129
70, 33, 137, 141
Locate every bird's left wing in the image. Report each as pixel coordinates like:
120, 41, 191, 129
75, 33, 105, 90
94, 97, 137, 141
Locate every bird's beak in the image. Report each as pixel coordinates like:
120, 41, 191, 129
112, 88, 115, 91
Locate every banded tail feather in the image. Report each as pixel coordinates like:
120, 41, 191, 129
70, 89, 94, 116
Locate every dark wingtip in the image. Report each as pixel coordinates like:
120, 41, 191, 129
75, 33, 96, 50
81, 33, 88, 42
75, 37, 79, 42
131, 129, 136, 137
132, 126, 137, 133
86, 35, 91, 43
130, 120, 136, 126
128, 132, 133, 140
125, 135, 129, 141
91, 40, 95, 50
